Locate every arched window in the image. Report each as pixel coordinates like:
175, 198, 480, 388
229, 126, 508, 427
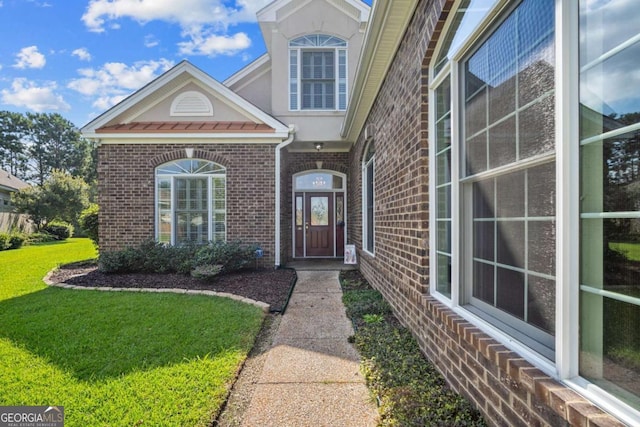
155, 159, 226, 244
289, 34, 347, 111
362, 140, 375, 255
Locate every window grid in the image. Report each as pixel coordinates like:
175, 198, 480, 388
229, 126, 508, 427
156, 160, 226, 245
289, 34, 347, 111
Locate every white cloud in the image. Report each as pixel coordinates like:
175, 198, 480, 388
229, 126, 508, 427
82, 0, 270, 56
72, 48, 92, 61
68, 59, 175, 109
144, 34, 159, 48
1, 78, 70, 112
13, 46, 46, 69
178, 32, 251, 56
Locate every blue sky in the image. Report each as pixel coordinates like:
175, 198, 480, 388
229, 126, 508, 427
0, 0, 370, 128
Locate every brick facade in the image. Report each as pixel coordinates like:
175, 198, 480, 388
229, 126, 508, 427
347, 0, 625, 425
98, 143, 277, 267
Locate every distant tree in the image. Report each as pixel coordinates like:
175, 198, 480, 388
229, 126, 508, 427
0, 111, 29, 179
12, 170, 90, 229
26, 113, 90, 186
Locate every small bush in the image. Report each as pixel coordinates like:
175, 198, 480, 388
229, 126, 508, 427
26, 232, 58, 244
0, 233, 9, 251
192, 241, 259, 276
342, 289, 392, 321
43, 220, 74, 240
79, 204, 99, 245
8, 233, 26, 250
191, 264, 224, 280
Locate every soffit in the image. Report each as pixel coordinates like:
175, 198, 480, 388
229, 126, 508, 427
341, 0, 419, 143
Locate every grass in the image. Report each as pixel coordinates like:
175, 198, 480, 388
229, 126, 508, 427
610, 241, 640, 262
0, 238, 264, 426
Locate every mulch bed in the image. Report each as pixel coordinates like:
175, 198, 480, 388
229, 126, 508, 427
49, 261, 297, 312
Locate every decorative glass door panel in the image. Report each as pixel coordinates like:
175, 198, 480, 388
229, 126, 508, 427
305, 193, 334, 256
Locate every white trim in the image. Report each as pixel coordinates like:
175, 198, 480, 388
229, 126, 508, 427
362, 142, 375, 256
223, 54, 271, 88
87, 134, 289, 143
555, 0, 580, 381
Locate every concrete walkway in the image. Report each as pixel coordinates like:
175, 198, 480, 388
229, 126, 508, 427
239, 270, 378, 427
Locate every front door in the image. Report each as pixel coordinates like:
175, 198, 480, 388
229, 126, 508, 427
305, 193, 333, 256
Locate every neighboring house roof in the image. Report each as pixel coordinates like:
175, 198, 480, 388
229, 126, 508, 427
81, 61, 290, 140
0, 169, 29, 193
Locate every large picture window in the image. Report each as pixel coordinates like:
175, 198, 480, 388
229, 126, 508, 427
156, 159, 226, 245
289, 34, 347, 111
431, 0, 556, 358
579, 0, 640, 409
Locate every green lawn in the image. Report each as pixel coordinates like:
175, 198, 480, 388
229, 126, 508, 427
610, 241, 640, 262
0, 238, 264, 426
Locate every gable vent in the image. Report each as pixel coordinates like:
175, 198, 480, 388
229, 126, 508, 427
170, 91, 214, 117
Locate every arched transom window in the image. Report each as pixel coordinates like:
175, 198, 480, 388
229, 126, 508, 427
289, 34, 348, 111
156, 159, 226, 245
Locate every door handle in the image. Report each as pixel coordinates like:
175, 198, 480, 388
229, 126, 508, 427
305, 222, 310, 231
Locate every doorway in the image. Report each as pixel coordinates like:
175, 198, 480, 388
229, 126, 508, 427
293, 171, 346, 258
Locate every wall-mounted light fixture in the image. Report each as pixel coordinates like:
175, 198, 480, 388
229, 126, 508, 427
315, 142, 324, 151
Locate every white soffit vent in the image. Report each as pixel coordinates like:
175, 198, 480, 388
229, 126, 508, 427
170, 90, 214, 116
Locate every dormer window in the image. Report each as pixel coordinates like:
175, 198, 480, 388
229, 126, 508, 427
289, 34, 347, 111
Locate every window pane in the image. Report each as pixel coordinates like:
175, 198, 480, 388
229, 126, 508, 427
437, 253, 452, 298
488, 116, 516, 169
473, 220, 494, 261
520, 95, 555, 158
580, 293, 640, 408
528, 162, 555, 217
529, 220, 555, 276
496, 221, 525, 269
437, 220, 451, 253
496, 267, 525, 319
473, 261, 494, 304
466, 133, 487, 176
496, 170, 524, 218
581, 132, 640, 213
528, 276, 555, 334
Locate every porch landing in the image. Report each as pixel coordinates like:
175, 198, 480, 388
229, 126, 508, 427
284, 259, 357, 271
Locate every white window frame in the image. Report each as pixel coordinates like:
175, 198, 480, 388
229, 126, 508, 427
289, 34, 348, 111
155, 159, 227, 245
362, 140, 375, 256
428, 0, 640, 423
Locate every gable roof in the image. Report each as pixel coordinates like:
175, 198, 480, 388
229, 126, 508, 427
81, 61, 290, 139
257, 0, 370, 52
0, 170, 29, 192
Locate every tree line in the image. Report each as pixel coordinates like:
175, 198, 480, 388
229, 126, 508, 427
0, 110, 97, 232
0, 110, 96, 186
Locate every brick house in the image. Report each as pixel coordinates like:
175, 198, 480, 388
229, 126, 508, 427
82, 0, 640, 425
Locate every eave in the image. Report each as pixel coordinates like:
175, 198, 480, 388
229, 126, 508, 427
341, 0, 419, 143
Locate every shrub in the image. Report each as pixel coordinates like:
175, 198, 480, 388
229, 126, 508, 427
43, 220, 74, 240
0, 233, 9, 251
340, 270, 487, 427
8, 233, 25, 250
79, 203, 99, 245
26, 232, 58, 244
192, 241, 259, 276
98, 240, 257, 277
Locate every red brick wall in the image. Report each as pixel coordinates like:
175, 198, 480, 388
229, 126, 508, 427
98, 143, 277, 267
347, 0, 624, 425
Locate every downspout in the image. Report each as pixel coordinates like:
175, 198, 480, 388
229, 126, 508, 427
274, 125, 296, 267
